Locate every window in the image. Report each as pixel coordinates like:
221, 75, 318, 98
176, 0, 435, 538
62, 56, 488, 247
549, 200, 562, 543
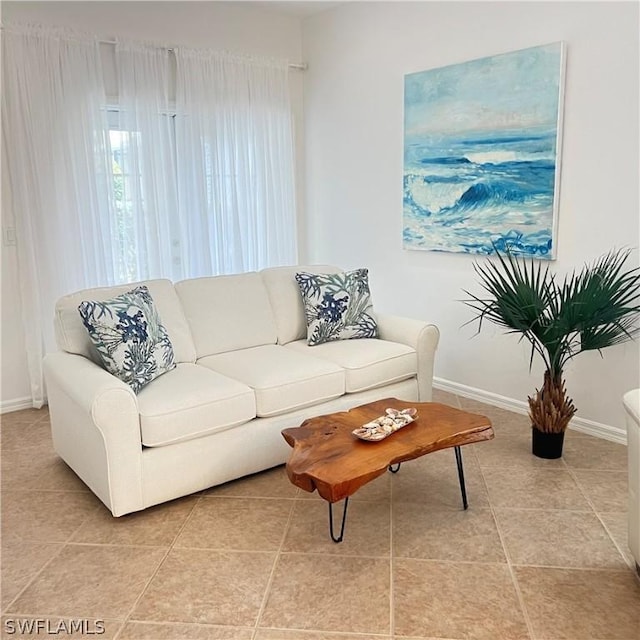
109, 126, 141, 282
105, 107, 181, 282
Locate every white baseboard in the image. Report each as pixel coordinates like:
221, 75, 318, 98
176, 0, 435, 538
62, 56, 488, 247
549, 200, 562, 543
0, 396, 34, 415
433, 377, 627, 445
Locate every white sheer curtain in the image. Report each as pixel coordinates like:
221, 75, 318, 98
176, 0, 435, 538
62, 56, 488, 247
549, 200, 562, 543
3, 25, 299, 407
2, 24, 116, 406
113, 41, 183, 281
174, 49, 297, 275
114, 43, 298, 279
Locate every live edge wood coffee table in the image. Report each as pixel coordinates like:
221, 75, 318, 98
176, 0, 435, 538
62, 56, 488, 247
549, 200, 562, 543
281, 398, 494, 542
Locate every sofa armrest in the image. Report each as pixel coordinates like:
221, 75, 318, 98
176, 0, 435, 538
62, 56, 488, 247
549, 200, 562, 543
44, 351, 137, 416
376, 313, 440, 401
43, 352, 144, 516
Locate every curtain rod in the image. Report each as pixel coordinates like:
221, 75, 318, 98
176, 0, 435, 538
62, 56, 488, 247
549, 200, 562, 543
99, 38, 307, 71
0, 25, 307, 69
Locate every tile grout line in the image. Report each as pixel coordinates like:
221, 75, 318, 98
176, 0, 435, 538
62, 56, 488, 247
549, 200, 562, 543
596, 514, 637, 574
199, 494, 299, 502
111, 492, 205, 640
1, 542, 67, 616
2, 495, 104, 618
34, 412, 51, 427
480, 505, 597, 513
386, 553, 637, 574
563, 463, 634, 573
1, 487, 95, 495
250, 496, 297, 640
106, 619, 256, 633
477, 456, 537, 640
564, 462, 617, 512
1, 413, 83, 615
255, 626, 391, 638
258, 544, 400, 561
383, 554, 637, 572
491, 561, 635, 573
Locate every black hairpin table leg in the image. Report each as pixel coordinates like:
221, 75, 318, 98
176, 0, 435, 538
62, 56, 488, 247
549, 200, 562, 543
388, 463, 401, 474
454, 445, 468, 510
328, 497, 349, 543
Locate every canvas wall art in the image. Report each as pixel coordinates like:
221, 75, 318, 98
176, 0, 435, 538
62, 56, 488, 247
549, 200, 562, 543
403, 42, 566, 259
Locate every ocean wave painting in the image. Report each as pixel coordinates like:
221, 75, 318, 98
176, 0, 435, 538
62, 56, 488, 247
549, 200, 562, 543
403, 43, 565, 259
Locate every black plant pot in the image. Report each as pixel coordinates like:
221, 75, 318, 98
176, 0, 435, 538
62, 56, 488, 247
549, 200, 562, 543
531, 427, 565, 459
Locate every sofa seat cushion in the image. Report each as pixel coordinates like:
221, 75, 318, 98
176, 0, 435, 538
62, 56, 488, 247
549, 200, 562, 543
136, 363, 256, 447
198, 345, 345, 418
285, 338, 417, 393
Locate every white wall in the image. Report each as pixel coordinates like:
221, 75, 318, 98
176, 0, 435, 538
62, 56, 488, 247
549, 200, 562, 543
0, 1, 305, 411
302, 1, 640, 435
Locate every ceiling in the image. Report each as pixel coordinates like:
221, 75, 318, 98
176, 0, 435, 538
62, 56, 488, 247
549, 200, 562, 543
239, 1, 343, 18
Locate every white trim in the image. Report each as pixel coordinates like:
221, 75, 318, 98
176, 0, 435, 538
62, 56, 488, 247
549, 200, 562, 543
566, 415, 627, 446
1, 396, 34, 414
433, 377, 627, 445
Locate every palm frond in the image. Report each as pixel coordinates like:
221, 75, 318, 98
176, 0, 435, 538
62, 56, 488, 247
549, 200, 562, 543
553, 248, 640, 359
462, 245, 640, 377
462, 245, 557, 371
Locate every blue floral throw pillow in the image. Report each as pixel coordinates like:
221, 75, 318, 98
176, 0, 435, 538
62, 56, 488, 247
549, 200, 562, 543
78, 286, 176, 393
295, 269, 378, 346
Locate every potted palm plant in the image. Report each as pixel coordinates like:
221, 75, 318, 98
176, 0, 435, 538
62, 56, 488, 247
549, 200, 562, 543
464, 247, 640, 458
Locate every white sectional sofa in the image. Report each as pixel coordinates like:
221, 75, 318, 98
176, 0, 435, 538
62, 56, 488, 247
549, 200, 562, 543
44, 265, 440, 516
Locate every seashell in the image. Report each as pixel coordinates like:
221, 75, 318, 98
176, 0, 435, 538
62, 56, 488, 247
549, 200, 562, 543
353, 407, 419, 441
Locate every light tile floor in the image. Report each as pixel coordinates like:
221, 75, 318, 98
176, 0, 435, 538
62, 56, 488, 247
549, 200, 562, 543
1, 391, 639, 639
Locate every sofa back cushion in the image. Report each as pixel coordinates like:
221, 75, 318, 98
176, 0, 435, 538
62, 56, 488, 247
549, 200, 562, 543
260, 265, 340, 345
175, 271, 278, 357
54, 279, 197, 364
